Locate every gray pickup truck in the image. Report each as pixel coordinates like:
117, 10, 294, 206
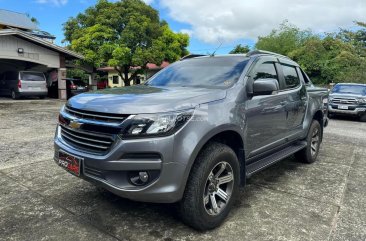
54, 50, 329, 230
328, 83, 366, 121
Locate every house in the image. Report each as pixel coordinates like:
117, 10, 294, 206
98, 61, 169, 87
0, 9, 89, 99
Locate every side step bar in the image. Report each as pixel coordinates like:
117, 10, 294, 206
246, 141, 307, 177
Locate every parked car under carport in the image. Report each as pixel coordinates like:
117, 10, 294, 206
65, 78, 89, 99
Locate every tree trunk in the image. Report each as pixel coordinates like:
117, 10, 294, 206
123, 65, 130, 86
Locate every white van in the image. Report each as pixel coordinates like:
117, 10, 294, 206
0, 71, 48, 99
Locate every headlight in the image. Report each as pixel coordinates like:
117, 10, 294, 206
358, 98, 366, 104
120, 109, 194, 138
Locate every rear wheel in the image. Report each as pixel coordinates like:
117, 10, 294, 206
178, 142, 240, 230
39, 96, 46, 99
11, 90, 19, 100
295, 120, 321, 163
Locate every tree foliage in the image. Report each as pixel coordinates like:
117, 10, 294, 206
63, 0, 189, 86
229, 44, 250, 54
254, 21, 366, 84
255, 21, 313, 55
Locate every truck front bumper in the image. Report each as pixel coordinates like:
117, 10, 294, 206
53, 125, 187, 203
328, 105, 366, 116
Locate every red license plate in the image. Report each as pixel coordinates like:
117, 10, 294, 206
57, 151, 82, 176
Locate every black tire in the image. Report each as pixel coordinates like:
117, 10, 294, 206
328, 113, 334, 119
295, 120, 321, 164
11, 90, 19, 100
39, 96, 46, 99
360, 114, 366, 122
178, 142, 240, 230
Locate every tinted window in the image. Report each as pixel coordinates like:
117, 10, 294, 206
147, 57, 249, 88
20, 72, 45, 81
72, 80, 86, 86
282, 65, 300, 88
332, 84, 366, 96
253, 62, 278, 81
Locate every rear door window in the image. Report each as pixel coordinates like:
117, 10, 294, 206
20, 72, 45, 81
281, 64, 300, 89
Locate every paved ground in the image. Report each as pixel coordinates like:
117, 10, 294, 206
0, 99, 365, 241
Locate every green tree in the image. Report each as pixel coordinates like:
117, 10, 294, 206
255, 21, 366, 84
255, 21, 313, 56
63, 0, 189, 86
229, 44, 250, 54
289, 33, 366, 84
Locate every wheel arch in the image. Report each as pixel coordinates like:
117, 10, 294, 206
183, 126, 246, 191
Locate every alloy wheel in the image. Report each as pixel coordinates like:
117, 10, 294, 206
310, 127, 320, 157
203, 161, 234, 216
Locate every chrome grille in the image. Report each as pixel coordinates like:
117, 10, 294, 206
64, 106, 128, 124
60, 125, 115, 154
331, 98, 357, 105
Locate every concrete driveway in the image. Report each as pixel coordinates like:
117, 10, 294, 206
0, 99, 365, 241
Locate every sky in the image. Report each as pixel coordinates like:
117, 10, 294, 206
0, 0, 365, 55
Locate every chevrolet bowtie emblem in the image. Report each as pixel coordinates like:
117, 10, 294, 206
69, 121, 82, 129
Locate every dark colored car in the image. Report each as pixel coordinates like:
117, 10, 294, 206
54, 51, 328, 230
328, 83, 366, 121
65, 78, 89, 98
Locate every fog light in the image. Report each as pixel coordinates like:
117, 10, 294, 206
139, 172, 149, 182
129, 171, 149, 186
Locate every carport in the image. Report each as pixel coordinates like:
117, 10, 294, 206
0, 29, 93, 99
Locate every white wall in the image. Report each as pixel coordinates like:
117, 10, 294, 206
0, 35, 60, 68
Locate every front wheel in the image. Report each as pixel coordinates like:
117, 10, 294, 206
178, 142, 240, 230
295, 120, 321, 163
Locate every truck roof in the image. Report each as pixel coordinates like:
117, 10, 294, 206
182, 50, 295, 64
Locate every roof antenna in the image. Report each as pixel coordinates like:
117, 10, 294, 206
210, 40, 223, 56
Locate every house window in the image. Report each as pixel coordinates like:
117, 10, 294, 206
112, 76, 119, 84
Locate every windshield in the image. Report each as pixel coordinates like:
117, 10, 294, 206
331, 84, 366, 96
146, 57, 249, 88
20, 72, 45, 81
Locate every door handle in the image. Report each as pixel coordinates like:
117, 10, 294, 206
280, 101, 287, 106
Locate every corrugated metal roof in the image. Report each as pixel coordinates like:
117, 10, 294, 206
0, 9, 38, 30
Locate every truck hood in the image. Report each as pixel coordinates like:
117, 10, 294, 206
67, 85, 226, 114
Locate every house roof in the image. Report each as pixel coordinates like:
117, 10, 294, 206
0, 29, 83, 59
0, 9, 38, 30
146, 61, 170, 69
98, 61, 170, 72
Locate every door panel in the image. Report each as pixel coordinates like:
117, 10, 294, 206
279, 64, 307, 136
244, 57, 288, 158
246, 93, 288, 157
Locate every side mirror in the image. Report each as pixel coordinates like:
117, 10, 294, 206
253, 78, 279, 96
